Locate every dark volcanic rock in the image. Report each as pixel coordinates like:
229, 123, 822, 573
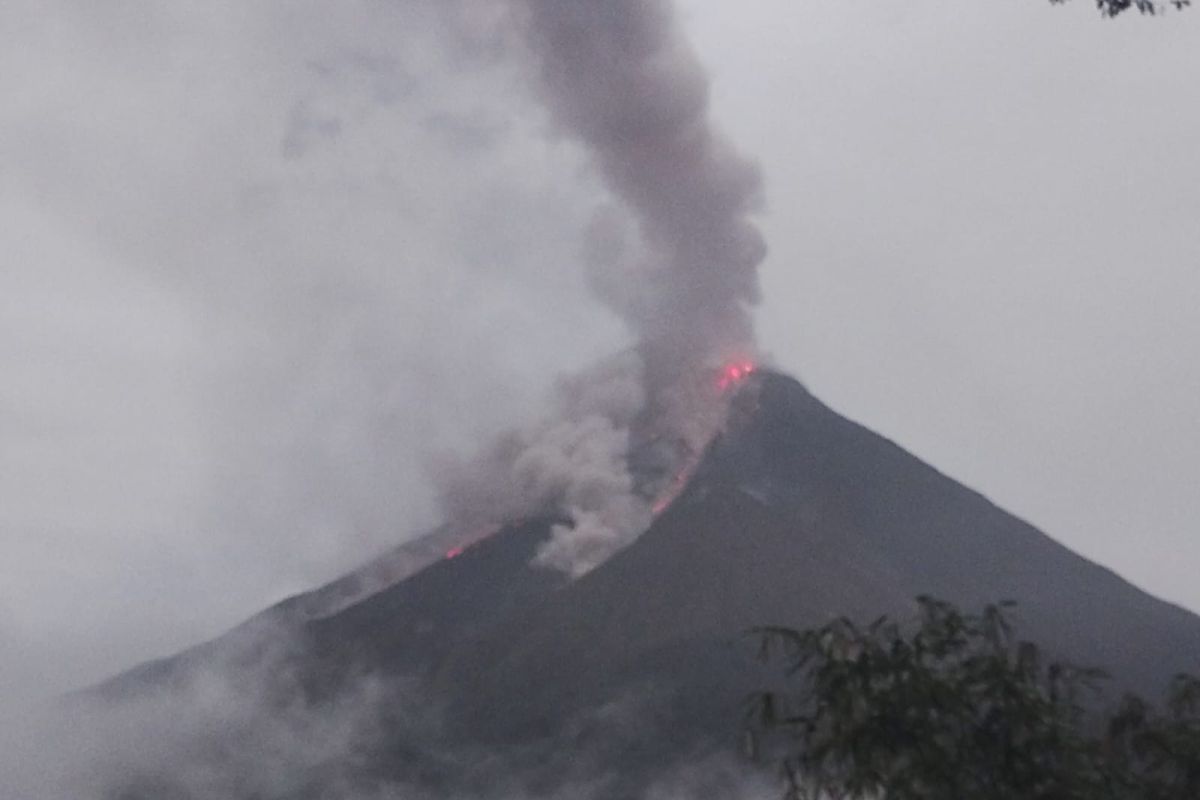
91, 371, 1200, 797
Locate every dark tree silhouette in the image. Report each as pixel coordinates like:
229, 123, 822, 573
749, 597, 1200, 800
1053, 0, 1191, 15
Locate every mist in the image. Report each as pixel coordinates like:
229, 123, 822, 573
1, 0, 629, 704
4, 0, 1200, 796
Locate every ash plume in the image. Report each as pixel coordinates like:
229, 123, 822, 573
517, 0, 766, 377
437, 0, 767, 577
438, 353, 651, 577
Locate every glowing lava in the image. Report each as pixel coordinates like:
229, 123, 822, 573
649, 360, 759, 519
442, 522, 501, 561
651, 469, 691, 516
716, 360, 757, 391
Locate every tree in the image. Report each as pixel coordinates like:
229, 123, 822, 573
1052, 0, 1191, 16
748, 597, 1200, 799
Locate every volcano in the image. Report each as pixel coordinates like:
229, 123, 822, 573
88, 370, 1200, 798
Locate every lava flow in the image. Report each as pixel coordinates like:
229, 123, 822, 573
650, 360, 758, 517
443, 523, 501, 561
716, 360, 756, 391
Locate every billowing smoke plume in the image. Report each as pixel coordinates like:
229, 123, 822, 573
439, 0, 767, 575
518, 0, 766, 376
439, 353, 651, 577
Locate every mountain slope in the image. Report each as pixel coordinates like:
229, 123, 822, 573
92, 371, 1200, 796
416, 372, 1200, 759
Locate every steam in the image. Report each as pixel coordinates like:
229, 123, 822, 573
439, 0, 767, 575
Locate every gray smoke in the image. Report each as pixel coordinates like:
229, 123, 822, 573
439, 353, 652, 577
438, 0, 768, 575
518, 0, 766, 375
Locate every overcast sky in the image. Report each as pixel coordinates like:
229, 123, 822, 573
2, 0, 1197, 706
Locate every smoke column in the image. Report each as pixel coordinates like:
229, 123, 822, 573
440, 0, 767, 576
518, 0, 766, 377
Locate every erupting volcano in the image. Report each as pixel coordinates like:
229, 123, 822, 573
52, 2, 1200, 799
88, 369, 1200, 799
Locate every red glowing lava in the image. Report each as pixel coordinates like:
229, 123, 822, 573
716, 360, 757, 391
651, 470, 690, 516
442, 522, 502, 561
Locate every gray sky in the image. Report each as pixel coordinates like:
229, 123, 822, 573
2, 0, 1197, 706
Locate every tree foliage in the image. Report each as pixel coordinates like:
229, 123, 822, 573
1051, 0, 1191, 16
748, 597, 1200, 799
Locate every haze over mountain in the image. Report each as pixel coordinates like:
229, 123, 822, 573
4, 1, 1198, 798
5, 0, 1200, 721
61, 370, 1200, 799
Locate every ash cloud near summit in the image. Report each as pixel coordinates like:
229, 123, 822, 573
436, 0, 768, 576
518, 0, 767, 372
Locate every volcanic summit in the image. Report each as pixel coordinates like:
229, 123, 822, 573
85, 369, 1200, 799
